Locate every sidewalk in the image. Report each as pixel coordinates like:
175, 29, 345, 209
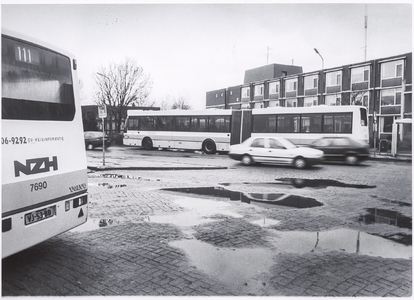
369, 148, 412, 163
86, 151, 228, 171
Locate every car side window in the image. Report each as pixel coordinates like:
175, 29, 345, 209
314, 139, 331, 147
251, 138, 265, 148
269, 139, 285, 149
331, 139, 351, 146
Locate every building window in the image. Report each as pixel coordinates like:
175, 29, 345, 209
380, 116, 400, 133
350, 91, 369, 106
230, 91, 233, 95
381, 88, 402, 106
286, 99, 297, 107
254, 84, 264, 96
381, 60, 404, 79
269, 82, 279, 94
326, 71, 342, 88
268, 100, 280, 107
285, 79, 297, 92
351, 66, 370, 84
325, 94, 341, 106
304, 97, 318, 107
242, 87, 250, 98
304, 75, 318, 90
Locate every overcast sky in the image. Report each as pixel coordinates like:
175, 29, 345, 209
1, 2, 412, 109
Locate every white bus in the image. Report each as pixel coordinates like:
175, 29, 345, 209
124, 109, 232, 154
124, 106, 369, 153
2, 30, 88, 258
251, 105, 369, 145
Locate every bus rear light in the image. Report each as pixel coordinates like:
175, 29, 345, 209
2, 218, 12, 232
73, 196, 87, 208
65, 201, 71, 211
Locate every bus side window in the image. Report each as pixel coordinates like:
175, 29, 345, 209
190, 117, 199, 131
323, 115, 334, 133
199, 117, 207, 131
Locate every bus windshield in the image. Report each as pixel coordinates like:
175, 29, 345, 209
2, 35, 75, 121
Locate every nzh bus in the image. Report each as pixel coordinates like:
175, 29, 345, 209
2, 30, 88, 258
123, 105, 368, 153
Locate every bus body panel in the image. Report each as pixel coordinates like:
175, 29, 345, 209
124, 131, 231, 152
125, 109, 232, 152
2, 192, 87, 258
2, 31, 88, 258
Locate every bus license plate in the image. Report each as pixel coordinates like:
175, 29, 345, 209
25, 206, 56, 225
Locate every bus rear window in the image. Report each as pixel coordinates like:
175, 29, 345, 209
2, 35, 75, 121
360, 108, 367, 126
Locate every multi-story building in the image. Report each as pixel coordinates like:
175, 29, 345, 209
206, 53, 412, 152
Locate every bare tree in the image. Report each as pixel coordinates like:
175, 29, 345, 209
94, 58, 153, 134
156, 94, 192, 110
171, 95, 192, 110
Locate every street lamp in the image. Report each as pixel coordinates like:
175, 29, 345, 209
314, 48, 324, 70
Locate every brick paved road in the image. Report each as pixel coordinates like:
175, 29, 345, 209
2, 155, 412, 296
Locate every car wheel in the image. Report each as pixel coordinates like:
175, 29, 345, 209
142, 138, 153, 150
86, 143, 94, 150
294, 157, 307, 169
345, 155, 359, 165
241, 154, 253, 166
203, 140, 216, 154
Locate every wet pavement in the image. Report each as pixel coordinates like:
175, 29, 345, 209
2, 147, 412, 296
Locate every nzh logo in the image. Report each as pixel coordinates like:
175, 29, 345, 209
14, 156, 58, 177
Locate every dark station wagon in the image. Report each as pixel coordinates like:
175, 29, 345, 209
309, 137, 370, 165
84, 131, 112, 150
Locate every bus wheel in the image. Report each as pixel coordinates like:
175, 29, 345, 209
294, 157, 307, 169
203, 140, 216, 154
142, 138, 153, 150
345, 155, 359, 165
86, 144, 94, 150
241, 155, 253, 166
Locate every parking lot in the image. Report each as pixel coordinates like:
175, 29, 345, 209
2, 146, 412, 296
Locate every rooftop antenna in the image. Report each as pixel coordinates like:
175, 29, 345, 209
364, 4, 368, 61
267, 46, 272, 65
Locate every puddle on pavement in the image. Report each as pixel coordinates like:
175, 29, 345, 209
163, 187, 323, 209
169, 239, 274, 287
370, 195, 412, 207
70, 218, 119, 232
359, 208, 412, 229
268, 228, 411, 259
97, 183, 127, 189
170, 227, 411, 288
89, 173, 141, 180
150, 196, 243, 227
221, 178, 376, 189
251, 218, 281, 227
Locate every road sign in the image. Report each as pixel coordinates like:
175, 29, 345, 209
98, 105, 107, 118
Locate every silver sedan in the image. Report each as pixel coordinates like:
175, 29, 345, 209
228, 136, 324, 169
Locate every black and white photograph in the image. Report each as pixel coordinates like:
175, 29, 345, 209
1, 1, 412, 297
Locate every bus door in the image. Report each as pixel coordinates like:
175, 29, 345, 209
231, 110, 252, 145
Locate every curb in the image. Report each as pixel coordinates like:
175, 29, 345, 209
368, 154, 412, 163
88, 166, 229, 171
